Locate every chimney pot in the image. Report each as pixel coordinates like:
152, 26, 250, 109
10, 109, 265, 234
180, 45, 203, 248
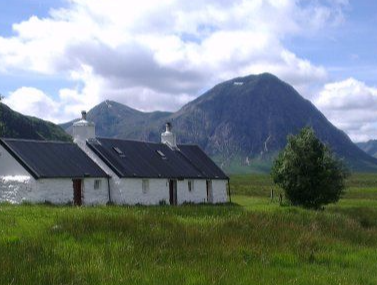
166, 122, 172, 132
73, 110, 95, 146
161, 122, 177, 148
81, 111, 87, 120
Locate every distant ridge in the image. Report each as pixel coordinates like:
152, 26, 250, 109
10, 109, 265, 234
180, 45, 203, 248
0, 103, 71, 142
62, 100, 172, 142
59, 73, 377, 173
357, 140, 377, 158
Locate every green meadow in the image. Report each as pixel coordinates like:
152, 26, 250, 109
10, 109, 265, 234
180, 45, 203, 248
1, 173, 377, 284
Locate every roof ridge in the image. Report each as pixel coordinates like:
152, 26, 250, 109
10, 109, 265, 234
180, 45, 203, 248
96, 137, 164, 145
97, 137, 202, 148
1, 138, 73, 144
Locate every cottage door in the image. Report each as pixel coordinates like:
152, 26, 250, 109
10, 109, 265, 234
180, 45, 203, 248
73, 179, 83, 206
169, 180, 177, 205
206, 180, 213, 203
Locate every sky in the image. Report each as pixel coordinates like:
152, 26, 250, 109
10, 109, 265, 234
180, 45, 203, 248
0, 0, 376, 142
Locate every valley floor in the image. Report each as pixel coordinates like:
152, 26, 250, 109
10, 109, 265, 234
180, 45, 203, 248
1, 174, 377, 284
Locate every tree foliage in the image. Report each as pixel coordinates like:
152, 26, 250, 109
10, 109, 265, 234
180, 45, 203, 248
271, 127, 349, 209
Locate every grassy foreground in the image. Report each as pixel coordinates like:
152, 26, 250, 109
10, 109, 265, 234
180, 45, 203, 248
1, 174, 377, 284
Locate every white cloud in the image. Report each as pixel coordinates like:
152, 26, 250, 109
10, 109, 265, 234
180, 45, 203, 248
0, 0, 347, 122
3, 86, 85, 123
3, 65, 105, 123
4, 87, 60, 121
316, 78, 377, 142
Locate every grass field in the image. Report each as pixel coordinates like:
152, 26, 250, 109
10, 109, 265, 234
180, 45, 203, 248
1, 174, 377, 284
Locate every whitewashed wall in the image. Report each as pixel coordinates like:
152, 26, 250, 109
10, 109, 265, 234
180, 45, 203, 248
32, 179, 73, 204
110, 178, 169, 205
109, 178, 227, 205
0, 176, 34, 204
82, 178, 109, 205
177, 179, 228, 204
0, 177, 109, 205
177, 179, 207, 204
0, 145, 30, 176
0, 145, 35, 204
32, 178, 109, 205
0, 177, 73, 205
110, 178, 216, 205
211, 179, 228, 203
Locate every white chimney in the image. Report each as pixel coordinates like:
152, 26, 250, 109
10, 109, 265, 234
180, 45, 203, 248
73, 111, 95, 146
161, 122, 177, 149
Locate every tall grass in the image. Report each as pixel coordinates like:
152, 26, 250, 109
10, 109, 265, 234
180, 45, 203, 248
1, 173, 377, 284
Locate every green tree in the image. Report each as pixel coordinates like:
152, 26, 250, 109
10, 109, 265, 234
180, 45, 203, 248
271, 127, 349, 209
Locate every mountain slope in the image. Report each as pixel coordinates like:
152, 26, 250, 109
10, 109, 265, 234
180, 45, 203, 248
61, 73, 377, 172
167, 73, 377, 171
357, 140, 377, 158
0, 103, 71, 141
63, 100, 171, 141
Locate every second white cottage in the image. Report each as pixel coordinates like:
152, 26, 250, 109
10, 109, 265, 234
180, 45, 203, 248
73, 111, 230, 205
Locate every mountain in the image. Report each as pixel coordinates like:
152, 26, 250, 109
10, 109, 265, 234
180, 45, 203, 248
61, 73, 377, 172
62, 100, 172, 141
357, 140, 377, 158
0, 103, 71, 141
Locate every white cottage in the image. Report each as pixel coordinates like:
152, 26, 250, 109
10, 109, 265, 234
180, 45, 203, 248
74, 111, 230, 205
0, 112, 230, 205
0, 139, 109, 205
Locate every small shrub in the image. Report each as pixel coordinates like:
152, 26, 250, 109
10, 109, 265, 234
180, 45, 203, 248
271, 127, 349, 209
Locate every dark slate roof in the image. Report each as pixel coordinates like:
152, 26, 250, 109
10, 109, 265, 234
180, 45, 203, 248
0, 138, 108, 179
178, 145, 228, 179
87, 138, 228, 180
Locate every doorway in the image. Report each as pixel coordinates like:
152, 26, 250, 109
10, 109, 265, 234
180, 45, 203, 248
206, 180, 213, 203
73, 179, 83, 206
169, 179, 177, 205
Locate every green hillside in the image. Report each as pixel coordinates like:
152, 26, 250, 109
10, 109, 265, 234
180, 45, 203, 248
0, 103, 71, 141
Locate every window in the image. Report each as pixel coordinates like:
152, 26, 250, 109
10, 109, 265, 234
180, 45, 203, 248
113, 147, 126, 158
113, 147, 123, 155
156, 150, 167, 160
142, 179, 149, 194
188, 180, 194, 192
94, 179, 101, 190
